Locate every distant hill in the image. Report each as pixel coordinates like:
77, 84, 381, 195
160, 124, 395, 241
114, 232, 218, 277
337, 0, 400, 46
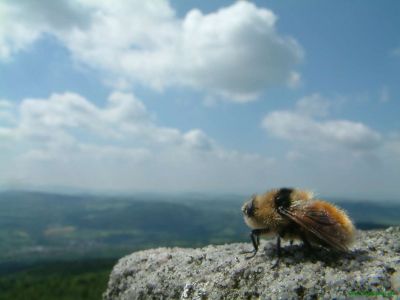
0, 190, 399, 266
0, 191, 399, 300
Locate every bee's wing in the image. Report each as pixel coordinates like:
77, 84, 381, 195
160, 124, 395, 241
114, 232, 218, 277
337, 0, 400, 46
279, 205, 348, 252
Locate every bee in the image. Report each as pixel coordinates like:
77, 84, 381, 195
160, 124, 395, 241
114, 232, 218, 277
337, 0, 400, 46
241, 188, 355, 266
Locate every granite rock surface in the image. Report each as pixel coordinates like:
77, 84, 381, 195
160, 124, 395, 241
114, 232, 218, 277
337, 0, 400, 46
104, 227, 400, 299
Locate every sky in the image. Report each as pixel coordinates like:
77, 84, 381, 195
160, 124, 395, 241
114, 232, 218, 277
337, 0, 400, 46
1, 0, 400, 201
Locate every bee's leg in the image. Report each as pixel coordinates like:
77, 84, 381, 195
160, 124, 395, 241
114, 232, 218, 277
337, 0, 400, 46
242, 229, 266, 259
272, 235, 281, 268
242, 230, 260, 259
276, 235, 282, 256
299, 232, 312, 251
290, 240, 294, 246
254, 231, 260, 254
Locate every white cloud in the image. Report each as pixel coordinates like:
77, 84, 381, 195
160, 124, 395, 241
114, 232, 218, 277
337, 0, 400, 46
0, 100, 16, 124
0, 0, 90, 60
0, 100, 13, 109
15, 92, 198, 148
259, 95, 400, 200
262, 95, 382, 152
0, 91, 275, 192
1, 92, 399, 199
0, 0, 303, 101
0, 2, 39, 59
175, 2, 303, 101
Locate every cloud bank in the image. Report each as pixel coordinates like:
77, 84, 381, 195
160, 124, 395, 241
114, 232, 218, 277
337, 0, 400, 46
261, 94, 400, 200
0, 92, 274, 192
0, 92, 399, 199
262, 94, 382, 153
0, 0, 302, 101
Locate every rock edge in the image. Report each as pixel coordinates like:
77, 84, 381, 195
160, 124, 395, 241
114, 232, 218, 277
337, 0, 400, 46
104, 227, 400, 299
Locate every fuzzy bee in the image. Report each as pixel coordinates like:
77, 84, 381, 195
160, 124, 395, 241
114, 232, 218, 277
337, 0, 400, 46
241, 188, 355, 265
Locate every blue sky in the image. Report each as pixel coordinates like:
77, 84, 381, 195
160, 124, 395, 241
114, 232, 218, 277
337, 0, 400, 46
1, 0, 399, 200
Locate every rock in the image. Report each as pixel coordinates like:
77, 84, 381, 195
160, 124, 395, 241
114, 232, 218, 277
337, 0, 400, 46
103, 227, 400, 299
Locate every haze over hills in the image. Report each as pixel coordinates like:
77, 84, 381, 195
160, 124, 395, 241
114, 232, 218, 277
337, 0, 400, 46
0, 190, 399, 299
1, 190, 399, 268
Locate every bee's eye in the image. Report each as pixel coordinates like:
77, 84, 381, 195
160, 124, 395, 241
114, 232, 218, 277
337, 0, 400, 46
247, 198, 256, 217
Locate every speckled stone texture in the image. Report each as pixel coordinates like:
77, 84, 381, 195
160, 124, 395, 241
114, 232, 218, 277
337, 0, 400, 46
104, 227, 400, 299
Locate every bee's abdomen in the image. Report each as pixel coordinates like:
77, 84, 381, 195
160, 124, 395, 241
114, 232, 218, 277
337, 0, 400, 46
308, 201, 355, 246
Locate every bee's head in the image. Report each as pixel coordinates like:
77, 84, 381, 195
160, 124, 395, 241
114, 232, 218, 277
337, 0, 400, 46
242, 194, 268, 229
242, 189, 288, 230
242, 194, 257, 217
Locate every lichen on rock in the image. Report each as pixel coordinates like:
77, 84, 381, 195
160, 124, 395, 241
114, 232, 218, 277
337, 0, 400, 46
103, 227, 400, 299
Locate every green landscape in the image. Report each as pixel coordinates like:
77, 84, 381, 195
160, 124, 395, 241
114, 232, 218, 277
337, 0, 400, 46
0, 191, 399, 299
